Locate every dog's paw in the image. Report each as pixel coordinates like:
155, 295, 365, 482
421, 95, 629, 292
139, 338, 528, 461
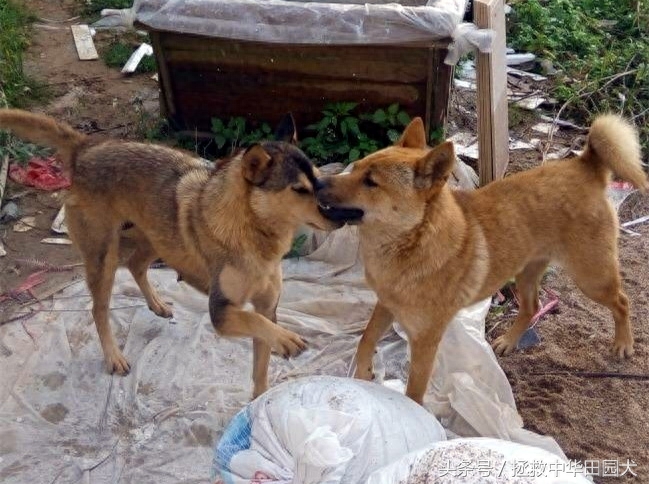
252, 383, 268, 400
354, 361, 376, 381
354, 364, 375, 381
105, 348, 131, 375
148, 296, 173, 318
613, 339, 634, 359
149, 301, 173, 318
492, 335, 517, 356
271, 327, 307, 358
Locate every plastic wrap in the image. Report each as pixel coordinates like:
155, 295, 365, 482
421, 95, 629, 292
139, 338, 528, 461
133, 0, 469, 45
0, 226, 565, 483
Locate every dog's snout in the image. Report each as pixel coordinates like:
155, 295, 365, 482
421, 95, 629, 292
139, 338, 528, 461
313, 177, 331, 193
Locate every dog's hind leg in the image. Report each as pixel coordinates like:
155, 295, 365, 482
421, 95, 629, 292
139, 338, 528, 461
566, 252, 633, 359
354, 301, 394, 381
67, 207, 129, 374
492, 259, 548, 356
124, 231, 172, 318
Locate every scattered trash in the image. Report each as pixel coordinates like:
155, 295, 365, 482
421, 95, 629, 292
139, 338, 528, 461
0, 155, 8, 203
211, 376, 446, 484
449, 132, 539, 161
70, 24, 98, 61
508, 138, 536, 151
0, 270, 46, 304
121, 43, 153, 74
90, 8, 135, 30
539, 58, 558, 76
453, 78, 476, 90
9, 157, 71, 191
621, 215, 649, 229
513, 93, 547, 110
0, 242, 5, 257
531, 122, 556, 135
506, 52, 536, 66
151, 73, 159, 82
51, 206, 68, 234
1, 201, 21, 223
607, 181, 637, 212
506, 66, 547, 82
538, 115, 585, 131
13, 216, 36, 233
41, 238, 73, 245
518, 326, 541, 349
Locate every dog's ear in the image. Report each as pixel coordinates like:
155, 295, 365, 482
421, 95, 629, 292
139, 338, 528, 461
274, 113, 298, 144
242, 144, 274, 186
414, 141, 455, 189
395, 117, 427, 149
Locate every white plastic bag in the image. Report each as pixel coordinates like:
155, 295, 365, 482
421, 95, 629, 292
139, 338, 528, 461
211, 375, 446, 484
367, 438, 592, 484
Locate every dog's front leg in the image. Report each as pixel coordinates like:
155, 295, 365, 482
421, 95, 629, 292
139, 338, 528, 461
404, 326, 444, 405
209, 276, 306, 371
250, 272, 281, 399
354, 301, 394, 381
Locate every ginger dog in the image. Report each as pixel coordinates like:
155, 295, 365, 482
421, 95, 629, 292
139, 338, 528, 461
316, 115, 647, 404
0, 109, 341, 398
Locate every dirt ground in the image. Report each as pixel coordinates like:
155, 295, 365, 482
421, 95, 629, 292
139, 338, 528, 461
1, 1, 648, 482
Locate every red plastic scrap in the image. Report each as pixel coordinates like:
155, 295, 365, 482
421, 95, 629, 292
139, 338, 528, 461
0, 270, 47, 303
8, 156, 71, 191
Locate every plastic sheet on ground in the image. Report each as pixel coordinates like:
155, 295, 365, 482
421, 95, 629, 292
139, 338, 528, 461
0, 226, 565, 483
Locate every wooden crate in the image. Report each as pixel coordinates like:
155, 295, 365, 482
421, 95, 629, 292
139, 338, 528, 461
146, 30, 454, 139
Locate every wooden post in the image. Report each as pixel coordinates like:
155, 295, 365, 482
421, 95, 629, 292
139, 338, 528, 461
475, 0, 509, 185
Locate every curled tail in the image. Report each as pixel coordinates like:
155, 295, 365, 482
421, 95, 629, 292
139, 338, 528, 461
0, 109, 86, 170
583, 114, 648, 191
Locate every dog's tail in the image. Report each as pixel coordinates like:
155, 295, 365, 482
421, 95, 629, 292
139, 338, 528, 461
0, 109, 85, 169
583, 114, 648, 191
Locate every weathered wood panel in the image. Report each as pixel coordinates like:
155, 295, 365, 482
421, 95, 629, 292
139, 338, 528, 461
475, 0, 509, 184
146, 30, 453, 140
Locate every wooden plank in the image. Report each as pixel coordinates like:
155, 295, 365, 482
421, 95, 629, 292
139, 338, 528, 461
429, 47, 454, 143
162, 37, 434, 84
70, 24, 98, 61
475, 0, 509, 185
149, 32, 176, 117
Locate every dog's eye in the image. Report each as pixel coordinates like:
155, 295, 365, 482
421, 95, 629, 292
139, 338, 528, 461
363, 175, 378, 188
292, 186, 311, 195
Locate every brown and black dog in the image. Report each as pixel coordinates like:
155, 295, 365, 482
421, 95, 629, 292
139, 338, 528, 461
316, 115, 647, 404
0, 109, 340, 398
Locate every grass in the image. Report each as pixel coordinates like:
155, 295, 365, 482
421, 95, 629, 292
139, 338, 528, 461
0, 0, 51, 163
0, 0, 49, 108
507, 0, 649, 152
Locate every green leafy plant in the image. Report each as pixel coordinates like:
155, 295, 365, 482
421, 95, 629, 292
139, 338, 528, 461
284, 233, 308, 259
507, 0, 649, 152
301, 102, 412, 165
210, 116, 273, 155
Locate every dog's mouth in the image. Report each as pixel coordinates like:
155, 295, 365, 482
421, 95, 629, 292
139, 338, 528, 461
317, 202, 365, 224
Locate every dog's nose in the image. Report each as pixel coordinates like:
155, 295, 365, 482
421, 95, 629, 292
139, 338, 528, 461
313, 177, 331, 192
